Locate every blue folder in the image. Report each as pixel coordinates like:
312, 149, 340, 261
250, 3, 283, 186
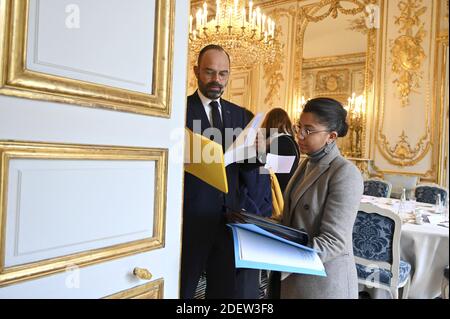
228, 224, 327, 277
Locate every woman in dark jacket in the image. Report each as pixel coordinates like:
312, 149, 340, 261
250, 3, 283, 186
259, 108, 300, 193
257, 108, 300, 299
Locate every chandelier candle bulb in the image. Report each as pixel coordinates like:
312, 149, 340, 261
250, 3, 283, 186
203, 2, 208, 25
196, 10, 202, 31
216, 0, 221, 24
249, 1, 253, 22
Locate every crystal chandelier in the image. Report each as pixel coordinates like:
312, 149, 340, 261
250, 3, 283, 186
189, 0, 277, 67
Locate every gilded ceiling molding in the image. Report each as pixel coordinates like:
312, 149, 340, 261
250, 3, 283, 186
390, 0, 427, 107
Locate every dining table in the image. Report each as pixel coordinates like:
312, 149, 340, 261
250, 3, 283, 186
358, 195, 449, 299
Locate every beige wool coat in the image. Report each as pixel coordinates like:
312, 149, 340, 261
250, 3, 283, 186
280, 144, 363, 299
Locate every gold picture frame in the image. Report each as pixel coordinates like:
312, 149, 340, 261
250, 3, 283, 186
0, 141, 168, 287
0, 0, 174, 118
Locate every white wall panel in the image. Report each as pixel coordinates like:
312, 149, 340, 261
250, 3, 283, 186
26, 0, 155, 94
5, 159, 155, 267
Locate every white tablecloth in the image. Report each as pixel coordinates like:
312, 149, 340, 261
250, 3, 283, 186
359, 196, 449, 299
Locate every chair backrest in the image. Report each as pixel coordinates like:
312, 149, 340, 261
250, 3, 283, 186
414, 183, 448, 204
363, 178, 392, 198
383, 174, 419, 199
352, 203, 402, 289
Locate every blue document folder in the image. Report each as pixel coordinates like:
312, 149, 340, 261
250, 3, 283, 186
228, 224, 327, 277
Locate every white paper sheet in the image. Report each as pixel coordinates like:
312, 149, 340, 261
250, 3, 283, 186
264, 153, 296, 173
224, 113, 264, 166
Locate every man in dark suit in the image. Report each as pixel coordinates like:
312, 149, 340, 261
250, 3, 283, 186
181, 45, 259, 299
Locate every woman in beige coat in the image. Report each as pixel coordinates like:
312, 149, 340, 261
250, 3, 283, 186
280, 98, 363, 299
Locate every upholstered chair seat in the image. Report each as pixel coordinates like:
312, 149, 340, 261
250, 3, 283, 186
353, 203, 411, 299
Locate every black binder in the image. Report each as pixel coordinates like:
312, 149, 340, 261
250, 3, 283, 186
226, 210, 309, 246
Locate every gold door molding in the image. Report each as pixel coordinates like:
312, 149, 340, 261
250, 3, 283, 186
0, 141, 168, 287
104, 278, 164, 299
0, 0, 175, 118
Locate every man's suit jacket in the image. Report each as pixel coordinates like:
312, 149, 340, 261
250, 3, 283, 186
280, 144, 363, 299
184, 91, 249, 238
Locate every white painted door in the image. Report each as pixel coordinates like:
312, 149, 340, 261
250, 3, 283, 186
0, 0, 188, 298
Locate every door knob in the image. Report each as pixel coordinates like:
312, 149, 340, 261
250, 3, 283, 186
133, 267, 152, 281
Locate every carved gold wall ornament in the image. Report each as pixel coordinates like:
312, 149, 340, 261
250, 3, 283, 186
301, 0, 367, 23
315, 69, 350, 94
378, 130, 431, 166
262, 7, 296, 107
263, 35, 285, 106
348, 16, 370, 34
390, 0, 427, 106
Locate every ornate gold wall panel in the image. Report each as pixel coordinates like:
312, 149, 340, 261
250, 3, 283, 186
0, 141, 168, 287
390, 0, 427, 107
375, 0, 438, 177
0, 0, 175, 118
263, 23, 286, 106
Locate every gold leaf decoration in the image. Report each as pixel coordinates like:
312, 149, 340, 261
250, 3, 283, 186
378, 130, 431, 166
301, 0, 367, 22
263, 8, 293, 106
390, 0, 427, 106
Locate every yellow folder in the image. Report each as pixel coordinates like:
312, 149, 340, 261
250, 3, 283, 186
184, 128, 228, 194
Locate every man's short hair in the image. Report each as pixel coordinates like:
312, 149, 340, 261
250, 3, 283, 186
197, 44, 231, 66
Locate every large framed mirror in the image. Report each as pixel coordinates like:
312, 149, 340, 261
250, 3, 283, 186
293, 0, 381, 162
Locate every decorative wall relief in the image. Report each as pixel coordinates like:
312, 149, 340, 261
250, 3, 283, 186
301, 0, 367, 22
390, 0, 427, 106
375, 0, 436, 175
263, 29, 285, 106
378, 130, 431, 166
263, 7, 296, 107
315, 69, 350, 95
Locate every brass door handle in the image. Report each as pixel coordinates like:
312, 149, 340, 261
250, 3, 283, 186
133, 267, 153, 281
